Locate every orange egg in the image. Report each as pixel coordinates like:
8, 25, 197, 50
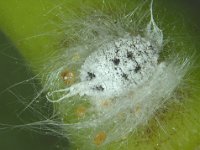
61, 70, 75, 85
94, 131, 107, 146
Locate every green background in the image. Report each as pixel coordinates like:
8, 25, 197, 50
0, 0, 200, 150
0, 31, 70, 150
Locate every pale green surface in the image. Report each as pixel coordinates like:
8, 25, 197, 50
0, 0, 199, 150
0, 0, 60, 70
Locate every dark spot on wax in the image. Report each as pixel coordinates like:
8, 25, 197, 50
112, 58, 120, 65
87, 72, 96, 80
135, 65, 141, 73
93, 85, 104, 91
122, 73, 128, 80
127, 51, 133, 59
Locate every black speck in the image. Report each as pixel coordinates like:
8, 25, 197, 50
135, 65, 141, 73
87, 72, 96, 80
122, 73, 128, 80
144, 51, 148, 55
148, 45, 153, 49
112, 58, 120, 65
115, 48, 120, 54
93, 85, 104, 91
128, 69, 132, 72
127, 51, 133, 59
91, 30, 99, 36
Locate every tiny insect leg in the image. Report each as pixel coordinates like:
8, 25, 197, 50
46, 82, 87, 103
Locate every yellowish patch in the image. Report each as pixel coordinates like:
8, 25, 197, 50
76, 106, 87, 118
94, 131, 107, 146
101, 100, 111, 107
61, 70, 75, 85
134, 105, 141, 113
72, 53, 80, 61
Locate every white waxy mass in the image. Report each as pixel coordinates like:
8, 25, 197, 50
79, 35, 159, 99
